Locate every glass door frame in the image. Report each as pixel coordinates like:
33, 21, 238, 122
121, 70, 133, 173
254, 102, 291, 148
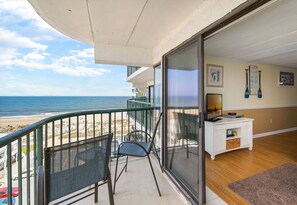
161, 35, 205, 204
158, 1, 272, 204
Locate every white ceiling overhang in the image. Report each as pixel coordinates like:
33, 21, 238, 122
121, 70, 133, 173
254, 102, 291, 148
127, 67, 154, 84
28, 0, 205, 66
205, 0, 297, 68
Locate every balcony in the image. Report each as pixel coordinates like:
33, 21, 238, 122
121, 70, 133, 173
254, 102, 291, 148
0, 107, 166, 204
0, 106, 227, 205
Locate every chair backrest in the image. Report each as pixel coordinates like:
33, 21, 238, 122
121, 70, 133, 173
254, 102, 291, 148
176, 112, 198, 140
44, 133, 113, 203
149, 112, 163, 151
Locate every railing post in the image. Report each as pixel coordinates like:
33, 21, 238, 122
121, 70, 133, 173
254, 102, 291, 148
109, 113, 112, 134
108, 112, 112, 165
7, 144, 12, 205
18, 138, 23, 205
26, 134, 31, 205
145, 110, 148, 142
34, 130, 37, 205
37, 126, 43, 167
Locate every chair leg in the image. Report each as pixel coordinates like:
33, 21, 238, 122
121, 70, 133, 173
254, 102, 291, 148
147, 155, 161, 197
186, 138, 189, 159
125, 156, 128, 172
169, 146, 175, 169
113, 155, 119, 194
94, 182, 98, 203
153, 143, 163, 172
107, 170, 115, 205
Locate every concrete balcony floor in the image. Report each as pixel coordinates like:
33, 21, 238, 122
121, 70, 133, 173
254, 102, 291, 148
75, 157, 187, 205
62, 156, 225, 205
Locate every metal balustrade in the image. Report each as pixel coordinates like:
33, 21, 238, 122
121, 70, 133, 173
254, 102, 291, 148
127, 99, 154, 134
0, 107, 154, 205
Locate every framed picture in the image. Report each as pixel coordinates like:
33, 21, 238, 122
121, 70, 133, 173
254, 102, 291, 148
279, 72, 294, 86
249, 65, 259, 95
206, 64, 223, 87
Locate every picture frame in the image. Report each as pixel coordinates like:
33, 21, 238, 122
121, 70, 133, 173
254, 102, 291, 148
249, 65, 259, 95
279, 72, 294, 86
206, 64, 223, 87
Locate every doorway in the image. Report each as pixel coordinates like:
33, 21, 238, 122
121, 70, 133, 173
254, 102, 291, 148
163, 38, 205, 204
203, 0, 297, 204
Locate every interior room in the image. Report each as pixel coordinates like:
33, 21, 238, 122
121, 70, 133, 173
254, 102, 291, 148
204, 0, 297, 204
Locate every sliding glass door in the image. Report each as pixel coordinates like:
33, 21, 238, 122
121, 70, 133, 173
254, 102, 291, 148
163, 37, 204, 204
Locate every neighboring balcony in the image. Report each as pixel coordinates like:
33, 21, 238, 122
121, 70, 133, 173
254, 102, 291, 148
127, 66, 141, 78
126, 67, 154, 94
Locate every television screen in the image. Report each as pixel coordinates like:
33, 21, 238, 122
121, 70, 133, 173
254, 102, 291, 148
206, 93, 223, 120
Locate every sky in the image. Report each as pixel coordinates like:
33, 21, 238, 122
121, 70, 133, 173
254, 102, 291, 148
0, 0, 133, 96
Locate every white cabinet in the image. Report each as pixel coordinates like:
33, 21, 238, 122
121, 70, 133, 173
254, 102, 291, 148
214, 129, 226, 153
205, 118, 253, 160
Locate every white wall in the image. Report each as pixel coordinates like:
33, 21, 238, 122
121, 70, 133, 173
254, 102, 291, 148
205, 56, 297, 110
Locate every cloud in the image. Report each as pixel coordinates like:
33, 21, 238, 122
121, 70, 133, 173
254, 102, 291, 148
70, 48, 94, 58
24, 51, 49, 61
0, 22, 104, 75
0, 34, 110, 76
0, 27, 47, 50
0, 29, 48, 69
52, 48, 109, 76
0, 0, 58, 34
0, 48, 17, 67
0, 1, 108, 77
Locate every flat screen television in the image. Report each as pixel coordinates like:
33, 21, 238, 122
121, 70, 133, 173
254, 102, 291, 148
206, 93, 223, 121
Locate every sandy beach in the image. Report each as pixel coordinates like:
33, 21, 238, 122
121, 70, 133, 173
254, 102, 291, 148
0, 113, 132, 141
0, 115, 49, 134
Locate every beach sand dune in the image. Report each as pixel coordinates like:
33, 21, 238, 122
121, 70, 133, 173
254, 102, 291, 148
0, 114, 132, 141
0, 116, 47, 133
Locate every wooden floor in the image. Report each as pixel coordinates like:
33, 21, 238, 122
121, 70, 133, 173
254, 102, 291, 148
205, 131, 297, 205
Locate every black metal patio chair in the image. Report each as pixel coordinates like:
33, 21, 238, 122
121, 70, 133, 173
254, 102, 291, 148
113, 113, 163, 196
169, 112, 199, 169
37, 133, 114, 205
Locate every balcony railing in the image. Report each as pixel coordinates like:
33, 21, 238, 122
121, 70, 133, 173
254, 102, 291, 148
127, 99, 154, 132
0, 107, 154, 205
127, 66, 141, 77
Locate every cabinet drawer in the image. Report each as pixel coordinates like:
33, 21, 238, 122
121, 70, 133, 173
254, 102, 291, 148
215, 122, 248, 130
226, 138, 240, 150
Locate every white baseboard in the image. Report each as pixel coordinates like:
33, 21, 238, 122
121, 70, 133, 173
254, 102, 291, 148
253, 127, 297, 138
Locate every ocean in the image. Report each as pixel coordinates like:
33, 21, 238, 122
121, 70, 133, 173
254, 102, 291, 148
0, 96, 132, 118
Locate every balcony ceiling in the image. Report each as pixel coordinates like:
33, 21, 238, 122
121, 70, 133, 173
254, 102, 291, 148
205, 0, 297, 69
28, 0, 203, 66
